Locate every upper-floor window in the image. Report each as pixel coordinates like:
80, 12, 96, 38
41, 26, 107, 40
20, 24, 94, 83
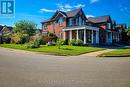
82, 20, 85, 25
76, 17, 79, 26
113, 26, 115, 29
68, 18, 73, 26
79, 17, 82, 26
59, 17, 63, 25
107, 23, 111, 29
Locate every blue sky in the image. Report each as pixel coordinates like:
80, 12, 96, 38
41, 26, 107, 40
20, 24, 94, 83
0, 0, 130, 28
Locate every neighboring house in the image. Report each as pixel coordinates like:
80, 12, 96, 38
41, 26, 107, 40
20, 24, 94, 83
0, 25, 13, 44
87, 15, 113, 44
116, 24, 127, 43
0, 25, 3, 44
35, 29, 42, 35
42, 8, 126, 45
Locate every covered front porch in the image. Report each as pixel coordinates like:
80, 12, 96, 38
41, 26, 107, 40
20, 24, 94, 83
63, 26, 99, 44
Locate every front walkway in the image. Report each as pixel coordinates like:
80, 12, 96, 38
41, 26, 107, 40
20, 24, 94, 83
79, 45, 130, 57
79, 49, 115, 57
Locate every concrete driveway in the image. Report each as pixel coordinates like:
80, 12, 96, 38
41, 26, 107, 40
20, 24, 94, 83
0, 47, 130, 87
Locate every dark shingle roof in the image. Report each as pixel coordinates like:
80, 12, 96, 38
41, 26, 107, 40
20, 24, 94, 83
0, 25, 13, 31
87, 15, 111, 23
0, 25, 3, 31
42, 8, 82, 23
65, 8, 81, 17
112, 20, 116, 25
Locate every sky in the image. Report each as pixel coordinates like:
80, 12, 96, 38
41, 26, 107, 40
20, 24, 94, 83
0, 0, 130, 29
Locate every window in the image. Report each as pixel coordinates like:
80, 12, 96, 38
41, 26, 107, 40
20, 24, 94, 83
76, 17, 79, 26
82, 20, 85, 25
79, 17, 82, 26
68, 18, 73, 26
107, 23, 111, 29
59, 17, 63, 25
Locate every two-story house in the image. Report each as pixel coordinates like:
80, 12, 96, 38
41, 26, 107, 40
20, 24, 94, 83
42, 8, 99, 44
115, 24, 127, 42
42, 8, 126, 45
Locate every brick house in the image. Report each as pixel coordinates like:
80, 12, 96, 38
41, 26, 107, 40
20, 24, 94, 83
42, 8, 126, 45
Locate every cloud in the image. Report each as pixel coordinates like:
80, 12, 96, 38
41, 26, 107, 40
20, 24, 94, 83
39, 3, 85, 13
56, 3, 85, 12
40, 8, 56, 13
119, 4, 130, 18
86, 14, 95, 18
90, 0, 99, 3
74, 4, 85, 8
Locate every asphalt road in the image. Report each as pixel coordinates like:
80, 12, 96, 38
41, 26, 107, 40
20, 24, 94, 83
0, 47, 130, 87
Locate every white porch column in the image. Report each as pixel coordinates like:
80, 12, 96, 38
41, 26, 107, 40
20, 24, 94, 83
84, 29, 86, 44
91, 30, 94, 44
76, 30, 79, 40
63, 31, 66, 40
96, 31, 99, 44
69, 30, 72, 40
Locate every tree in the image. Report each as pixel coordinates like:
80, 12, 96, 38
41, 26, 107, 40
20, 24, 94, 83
126, 26, 130, 36
13, 20, 36, 36
11, 20, 37, 44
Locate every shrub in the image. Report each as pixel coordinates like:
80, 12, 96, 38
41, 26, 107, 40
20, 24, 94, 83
48, 32, 57, 42
26, 39, 40, 48
26, 35, 42, 48
56, 40, 62, 49
47, 41, 56, 46
69, 39, 84, 46
69, 39, 76, 46
64, 39, 69, 45
11, 32, 28, 44
42, 36, 49, 45
29, 35, 48, 45
76, 39, 84, 46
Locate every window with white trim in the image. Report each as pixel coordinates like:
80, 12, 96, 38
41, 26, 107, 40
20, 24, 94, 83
68, 18, 73, 26
107, 23, 111, 29
59, 17, 63, 25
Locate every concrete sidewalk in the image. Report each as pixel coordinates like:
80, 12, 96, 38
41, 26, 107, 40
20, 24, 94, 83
79, 49, 115, 57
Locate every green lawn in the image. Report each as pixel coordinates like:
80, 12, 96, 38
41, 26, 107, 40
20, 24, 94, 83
0, 44, 105, 56
99, 48, 130, 57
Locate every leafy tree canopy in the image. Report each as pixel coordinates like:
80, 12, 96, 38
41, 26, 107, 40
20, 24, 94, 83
13, 20, 37, 36
126, 26, 130, 36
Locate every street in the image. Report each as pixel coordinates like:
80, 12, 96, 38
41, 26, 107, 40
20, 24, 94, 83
0, 47, 130, 87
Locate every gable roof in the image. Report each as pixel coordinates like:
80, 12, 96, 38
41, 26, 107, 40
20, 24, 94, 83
42, 8, 85, 23
0, 25, 3, 31
65, 8, 81, 17
112, 20, 116, 25
0, 25, 13, 32
87, 15, 111, 24
116, 24, 127, 29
